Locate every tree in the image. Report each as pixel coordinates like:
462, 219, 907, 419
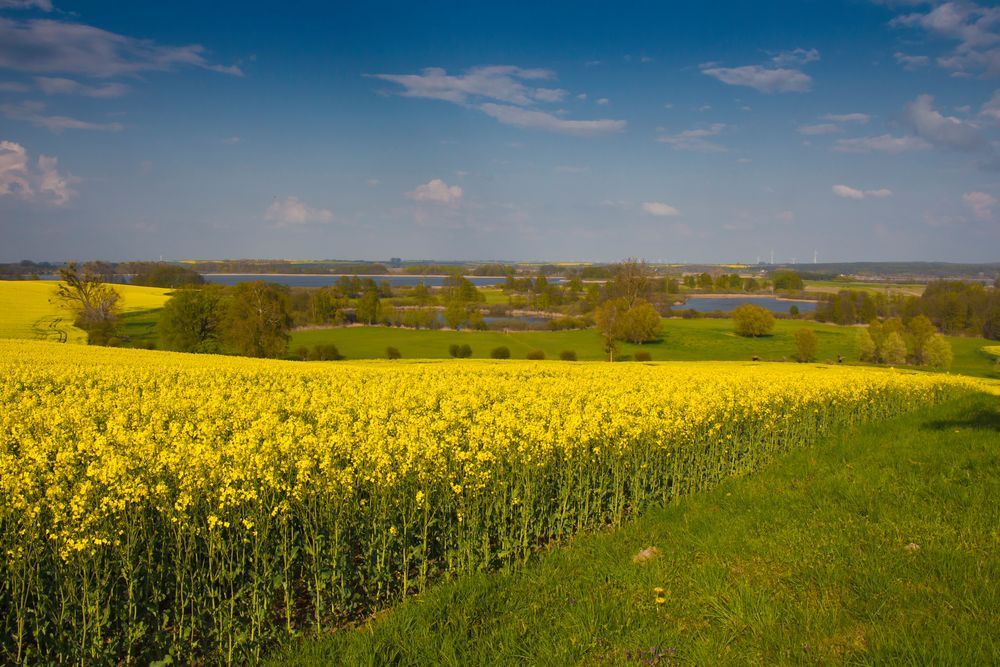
159, 287, 224, 353
621, 299, 662, 343
857, 328, 876, 362
772, 270, 804, 291
594, 298, 629, 360
906, 314, 937, 364
921, 334, 953, 370
609, 258, 651, 307
356, 288, 381, 325
54, 262, 122, 345
793, 328, 819, 362
732, 304, 775, 337
882, 331, 907, 365
490, 346, 511, 359
223, 281, 292, 358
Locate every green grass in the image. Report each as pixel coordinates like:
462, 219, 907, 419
290, 319, 1000, 379
270, 391, 1000, 666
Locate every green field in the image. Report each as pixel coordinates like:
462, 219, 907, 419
0, 280, 172, 344
271, 391, 1000, 666
291, 319, 1000, 379
803, 280, 926, 296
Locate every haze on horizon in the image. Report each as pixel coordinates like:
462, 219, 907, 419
1, 0, 999, 264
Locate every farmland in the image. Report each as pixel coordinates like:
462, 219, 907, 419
0, 339, 988, 664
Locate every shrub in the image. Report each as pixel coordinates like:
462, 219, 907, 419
385, 346, 401, 360
559, 350, 577, 361
490, 346, 511, 359
294, 345, 309, 360
459, 344, 472, 358
857, 329, 876, 362
309, 344, 341, 361
634, 351, 652, 362
732, 304, 775, 337
448, 344, 460, 358
526, 350, 545, 360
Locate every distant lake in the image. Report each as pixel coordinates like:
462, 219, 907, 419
680, 296, 816, 314
203, 274, 515, 287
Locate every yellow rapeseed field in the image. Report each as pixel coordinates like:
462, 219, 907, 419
0, 339, 990, 664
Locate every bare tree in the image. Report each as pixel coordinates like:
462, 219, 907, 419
610, 258, 651, 308
54, 262, 121, 343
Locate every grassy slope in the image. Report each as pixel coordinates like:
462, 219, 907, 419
271, 392, 1000, 666
291, 319, 1000, 379
0, 280, 172, 344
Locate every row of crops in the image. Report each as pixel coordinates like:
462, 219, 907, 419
0, 340, 985, 664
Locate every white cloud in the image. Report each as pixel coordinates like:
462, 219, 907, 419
771, 47, 820, 66
833, 134, 931, 153
890, 3, 1000, 77
263, 196, 335, 227
902, 93, 984, 151
596, 97, 609, 105
366, 178, 381, 187
798, 123, 840, 135
963, 190, 997, 221
822, 113, 871, 123
701, 64, 812, 93
641, 201, 680, 217
372, 65, 625, 136
0, 17, 242, 78
221, 135, 240, 144
34, 76, 127, 97
406, 178, 463, 204
0, 139, 76, 205
0, 100, 124, 132
479, 103, 625, 135
832, 184, 893, 199
980, 90, 1000, 120
657, 123, 727, 152
0, 0, 52, 9
894, 51, 930, 69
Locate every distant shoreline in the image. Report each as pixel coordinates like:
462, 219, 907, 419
682, 293, 818, 304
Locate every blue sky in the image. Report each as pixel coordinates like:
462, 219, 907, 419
1, 0, 999, 263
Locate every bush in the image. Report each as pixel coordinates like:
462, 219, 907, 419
732, 304, 775, 337
882, 332, 907, 365
490, 346, 511, 359
526, 350, 545, 360
921, 334, 953, 370
794, 328, 819, 362
385, 346, 401, 360
309, 344, 341, 361
450, 343, 472, 358
559, 350, 577, 361
634, 351, 652, 362
294, 345, 309, 360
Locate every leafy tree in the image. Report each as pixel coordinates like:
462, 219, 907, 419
490, 346, 511, 359
309, 287, 347, 324
793, 328, 819, 362
594, 297, 629, 360
921, 334, 953, 370
128, 262, 205, 288
223, 281, 292, 358
355, 288, 381, 325
158, 287, 224, 353
906, 314, 937, 364
308, 344, 341, 361
621, 299, 661, 343
772, 270, 804, 291
54, 262, 122, 345
526, 350, 545, 360
857, 328, 876, 362
385, 346, 401, 360
696, 272, 714, 290
732, 304, 775, 337
609, 258, 651, 307
882, 331, 908, 365
559, 350, 577, 361
634, 351, 652, 362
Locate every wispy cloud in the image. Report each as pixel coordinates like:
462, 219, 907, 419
0, 17, 243, 78
902, 93, 985, 151
822, 113, 871, 123
406, 178, 463, 204
798, 123, 840, 135
833, 134, 931, 153
479, 103, 625, 136
0, 0, 52, 10
34, 76, 128, 97
641, 201, 680, 217
0, 100, 124, 132
963, 190, 997, 220
264, 197, 335, 227
701, 64, 812, 93
0, 139, 76, 206
894, 51, 930, 70
770, 47, 820, 66
372, 65, 625, 135
832, 184, 893, 199
657, 123, 727, 152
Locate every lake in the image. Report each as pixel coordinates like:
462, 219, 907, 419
680, 296, 816, 314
